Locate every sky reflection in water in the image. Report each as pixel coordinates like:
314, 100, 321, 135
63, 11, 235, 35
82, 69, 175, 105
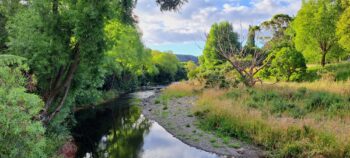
141, 121, 219, 158
73, 91, 221, 158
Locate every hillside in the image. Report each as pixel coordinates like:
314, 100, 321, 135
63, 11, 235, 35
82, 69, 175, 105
176, 54, 199, 63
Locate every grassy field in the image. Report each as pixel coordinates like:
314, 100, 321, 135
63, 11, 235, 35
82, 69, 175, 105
162, 77, 350, 157
306, 62, 350, 81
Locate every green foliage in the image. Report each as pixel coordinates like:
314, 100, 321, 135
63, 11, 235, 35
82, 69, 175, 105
184, 61, 198, 80
152, 50, 182, 83
293, 0, 341, 66
261, 14, 293, 51
268, 47, 307, 82
246, 25, 260, 48
305, 92, 343, 111
0, 0, 23, 52
0, 55, 48, 157
199, 21, 240, 69
196, 21, 241, 87
305, 62, 350, 81
337, 7, 350, 51
103, 19, 159, 91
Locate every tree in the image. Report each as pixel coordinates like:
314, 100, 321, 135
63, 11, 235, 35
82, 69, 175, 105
199, 21, 240, 69
184, 61, 198, 79
0, 0, 24, 52
337, 5, 350, 51
103, 20, 158, 91
213, 22, 270, 87
156, 0, 188, 11
151, 50, 181, 83
261, 14, 293, 50
269, 47, 307, 81
293, 0, 340, 67
7, 0, 187, 125
246, 25, 260, 48
261, 14, 293, 40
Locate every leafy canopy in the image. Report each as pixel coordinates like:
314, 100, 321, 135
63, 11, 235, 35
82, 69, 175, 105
293, 0, 340, 66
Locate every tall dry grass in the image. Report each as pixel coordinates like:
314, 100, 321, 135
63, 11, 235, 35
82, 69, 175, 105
193, 88, 350, 157
165, 81, 350, 157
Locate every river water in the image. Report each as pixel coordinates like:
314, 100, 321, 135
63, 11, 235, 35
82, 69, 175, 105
72, 90, 221, 158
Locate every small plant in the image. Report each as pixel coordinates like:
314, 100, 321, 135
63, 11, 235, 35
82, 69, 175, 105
222, 137, 230, 144
229, 143, 241, 149
154, 99, 161, 104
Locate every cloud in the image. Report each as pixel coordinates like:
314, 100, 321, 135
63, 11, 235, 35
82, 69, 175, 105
135, 0, 301, 47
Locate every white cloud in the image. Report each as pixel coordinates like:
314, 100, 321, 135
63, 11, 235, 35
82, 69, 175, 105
135, 0, 302, 46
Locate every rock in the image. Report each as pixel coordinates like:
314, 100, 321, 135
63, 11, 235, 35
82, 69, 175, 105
58, 139, 78, 158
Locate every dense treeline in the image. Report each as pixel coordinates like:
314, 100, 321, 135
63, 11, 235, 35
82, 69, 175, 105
189, 0, 350, 86
0, 0, 187, 157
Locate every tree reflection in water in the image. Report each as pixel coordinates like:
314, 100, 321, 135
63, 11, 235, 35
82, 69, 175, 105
73, 96, 151, 158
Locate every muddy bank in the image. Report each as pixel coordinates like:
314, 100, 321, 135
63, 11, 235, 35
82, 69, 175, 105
141, 91, 266, 158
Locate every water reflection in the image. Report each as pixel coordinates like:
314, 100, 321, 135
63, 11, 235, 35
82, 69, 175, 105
141, 122, 219, 158
73, 91, 221, 158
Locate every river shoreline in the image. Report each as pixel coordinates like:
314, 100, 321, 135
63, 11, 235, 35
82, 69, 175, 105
141, 90, 266, 158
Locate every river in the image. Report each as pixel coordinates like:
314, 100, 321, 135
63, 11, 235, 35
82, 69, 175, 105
72, 90, 222, 158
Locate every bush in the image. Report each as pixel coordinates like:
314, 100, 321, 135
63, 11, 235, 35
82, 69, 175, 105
278, 141, 309, 158
0, 57, 48, 157
306, 92, 343, 111
268, 47, 307, 82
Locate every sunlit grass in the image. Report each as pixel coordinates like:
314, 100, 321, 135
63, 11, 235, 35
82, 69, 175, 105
273, 80, 350, 96
156, 81, 203, 106
164, 81, 350, 157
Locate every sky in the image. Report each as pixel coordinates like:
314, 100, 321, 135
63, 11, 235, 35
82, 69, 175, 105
135, 0, 302, 56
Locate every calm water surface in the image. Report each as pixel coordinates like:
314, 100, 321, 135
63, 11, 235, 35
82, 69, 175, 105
72, 90, 221, 158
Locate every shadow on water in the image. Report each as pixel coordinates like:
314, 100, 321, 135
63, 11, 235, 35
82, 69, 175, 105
72, 91, 220, 158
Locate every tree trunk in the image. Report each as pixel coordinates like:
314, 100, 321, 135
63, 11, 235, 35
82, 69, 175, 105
41, 44, 80, 122
53, 0, 59, 15
321, 52, 327, 67
46, 82, 71, 124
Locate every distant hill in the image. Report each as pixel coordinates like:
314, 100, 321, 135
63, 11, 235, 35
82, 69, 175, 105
176, 54, 199, 64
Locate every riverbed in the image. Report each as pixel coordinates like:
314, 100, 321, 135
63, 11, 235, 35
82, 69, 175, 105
72, 90, 225, 158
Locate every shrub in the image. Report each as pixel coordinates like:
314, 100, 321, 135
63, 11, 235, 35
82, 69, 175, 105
306, 92, 343, 111
278, 141, 310, 158
0, 56, 48, 157
268, 47, 307, 82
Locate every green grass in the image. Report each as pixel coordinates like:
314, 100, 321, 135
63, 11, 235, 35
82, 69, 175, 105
227, 87, 350, 119
163, 81, 350, 157
228, 143, 241, 149
192, 86, 350, 157
306, 62, 350, 81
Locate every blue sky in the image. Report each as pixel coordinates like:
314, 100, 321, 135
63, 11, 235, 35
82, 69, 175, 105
135, 0, 302, 56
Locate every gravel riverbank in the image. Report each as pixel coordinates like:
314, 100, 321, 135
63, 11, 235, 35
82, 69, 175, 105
141, 91, 266, 158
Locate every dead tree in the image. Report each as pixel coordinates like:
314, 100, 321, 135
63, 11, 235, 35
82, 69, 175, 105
215, 24, 271, 87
